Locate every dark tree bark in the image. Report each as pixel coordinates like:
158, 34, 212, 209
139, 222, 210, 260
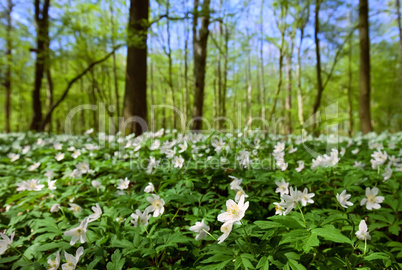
312, 0, 323, 136
30, 0, 51, 131
4, 0, 14, 133
358, 0, 373, 134
123, 0, 149, 135
191, 0, 211, 131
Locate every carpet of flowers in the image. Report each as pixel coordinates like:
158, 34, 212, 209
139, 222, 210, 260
0, 129, 401, 269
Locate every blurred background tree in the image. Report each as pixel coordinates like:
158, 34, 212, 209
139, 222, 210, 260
0, 0, 401, 135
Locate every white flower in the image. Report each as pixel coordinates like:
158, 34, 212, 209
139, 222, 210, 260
146, 194, 165, 217
336, 190, 353, 208
67, 146, 75, 151
88, 204, 102, 223
288, 147, 297, 154
273, 201, 286, 216
354, 161, 365, 170
352, 148, 359, 155
150, 140, 161, 150
55, 153, 64, 161
53, 143, 62, 150
144, 182, 155, 193
234, 188, 248, 203
25, 179, 45, 191
131, 209, 151, 227
16, 181, 28, 191
64, 218, 89, 245
217, 222, 233, 244
299, 188, 315, 206
237, 150, 250, 168
72, 150, 81, 159
8, 153, 20, 162
173, 155, 184, 168
382, 166, 392, 182
281, 187, 300, 215
190, 219, 210, 241
146, 157, 159, 174
50, 204, 61, 213
273, 142, 285, 153
0, 231, 15, 255
355, 220, 371, 241
340, 147, 346, 156
48, 179, 57, 191
85, 128, 94, 135
28, 162, 41, 171
91, 180, 101, 188
360, 187, 385, 210
47, 251, 60, 270
22, 145, 31, 155
178, 141, 188, 153
69, 203, 82, 213
370, 150, 387, 169
275, 179, 289, 196
277, 161, 288, 171
295, 160, 305, 172
76, 162, 90, 174
217, 195, 249, 225
117, 178, 130, 190
212, 138, 226, 153
229, 176, 242, 191
62, 246, 84, 270
45, 170, 54, 179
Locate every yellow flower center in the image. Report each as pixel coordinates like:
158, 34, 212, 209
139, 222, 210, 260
227, 203, 240, 218
367, 194, 376, 203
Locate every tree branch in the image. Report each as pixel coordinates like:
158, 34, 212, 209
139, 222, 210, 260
39, 44, 124, 131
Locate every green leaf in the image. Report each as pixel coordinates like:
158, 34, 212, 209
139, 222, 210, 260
364, 252, 390, 261
302, 231, 319, 253
312, 225, 353, 245
256, 256, 269, 270
106, 249, 125, 270
287, 258, 307, 270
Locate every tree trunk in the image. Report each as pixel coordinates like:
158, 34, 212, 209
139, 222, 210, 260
285, 39, 294, 134
396, 0, 402, 84
259, 0, 266, 124
45, 68, 53, 132
222, 24, 229, 125
347, 10, 354, 137
296, 28, 305, 127
312, 0, 323, 136
4, 0, 13, 133
191, 0, 211, 130
269, 6, 286, 120
184, 8, 190, 122
123, 0, 149, 135
110, 5, 120, 126
358, 0, 373, 134
30, 0, 50, 131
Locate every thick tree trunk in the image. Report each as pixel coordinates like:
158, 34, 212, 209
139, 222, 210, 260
4, 0, 13, 133
358, 0, 373, 134
191, 0, 211, 131
30, 0, 50, 131
123, 0, 149, 135
312, 0, 323, 136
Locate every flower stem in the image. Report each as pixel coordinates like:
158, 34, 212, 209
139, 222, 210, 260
202, 228, 217, 241
240, 220, 254, 255
297, 203, 307, 228
363, 237, 367, 256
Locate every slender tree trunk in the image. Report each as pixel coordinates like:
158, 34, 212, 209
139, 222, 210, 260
191, 0, 211, 130
4, 0, 13, 133
312, 0, 323, 136
259, 0, 266, 124
247, 54, 252, 123
123, 0, 149, 135
184, 8, 190, 123
166, 0, 176, 129
269, 7, 286, 120
45, 68, 53, 132
296, 28, 305, 127
222, 24, 229, 124
110, 5, 120, 126
396, 0, 402, 84
358, 0, 373, 133
347, 10, 354, 137
285, 39, 294, 134
30, 0, 51, 131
